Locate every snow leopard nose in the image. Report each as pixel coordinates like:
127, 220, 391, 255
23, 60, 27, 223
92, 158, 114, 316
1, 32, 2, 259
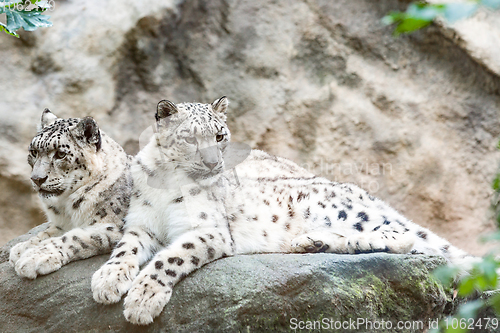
31, 175, 48, 187
199, 145, 220, 170
203, 161, 218, 170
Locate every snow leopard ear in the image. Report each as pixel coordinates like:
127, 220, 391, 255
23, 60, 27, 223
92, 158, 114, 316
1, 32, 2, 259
156, 100, 178, 121
212, 96, 229, 115
71, 117, 102, 152
39, 108, 58, 130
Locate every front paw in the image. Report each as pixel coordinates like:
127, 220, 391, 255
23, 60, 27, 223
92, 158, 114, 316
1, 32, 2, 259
123, 273, 172, 325
291, 235, 328, 253
290, 233, 346, 253
14, 248, 62, 279
92, 261, 139, 304
9, 241, 36, 266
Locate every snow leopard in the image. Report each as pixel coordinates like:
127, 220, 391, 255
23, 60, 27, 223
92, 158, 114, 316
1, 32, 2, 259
9, 109, 132, 279
91, 97, 473, 325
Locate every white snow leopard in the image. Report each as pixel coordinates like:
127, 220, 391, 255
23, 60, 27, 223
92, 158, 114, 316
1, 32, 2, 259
9, 109, 132, 279
91, 97, 473, 325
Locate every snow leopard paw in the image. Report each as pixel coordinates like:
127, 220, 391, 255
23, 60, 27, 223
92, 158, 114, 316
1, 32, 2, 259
123, 271, 172, 325
9, 240, 38, 267
92, 260, 139, 304
14, 246, 62, 279
291, 232, 347, 253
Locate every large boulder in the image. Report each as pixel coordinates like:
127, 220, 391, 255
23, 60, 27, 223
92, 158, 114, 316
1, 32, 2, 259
0, 226, 455, 332
0, 1, 499, 252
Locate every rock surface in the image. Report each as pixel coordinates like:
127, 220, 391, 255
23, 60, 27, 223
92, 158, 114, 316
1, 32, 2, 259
1, 0, 500, 253
0, 227, 454, 333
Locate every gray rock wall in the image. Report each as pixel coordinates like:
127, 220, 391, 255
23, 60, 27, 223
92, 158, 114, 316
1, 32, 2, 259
1, 0, 500, 254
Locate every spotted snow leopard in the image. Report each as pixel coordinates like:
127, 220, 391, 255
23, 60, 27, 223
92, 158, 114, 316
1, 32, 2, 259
9, 109, 132, 279
91, 97, 473, 325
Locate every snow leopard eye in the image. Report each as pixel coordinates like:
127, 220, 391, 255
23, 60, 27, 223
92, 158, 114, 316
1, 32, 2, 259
185, 137, 197, 145
29, 149, 38, 158
54, 150, 67, 160
216, 134, 224, 142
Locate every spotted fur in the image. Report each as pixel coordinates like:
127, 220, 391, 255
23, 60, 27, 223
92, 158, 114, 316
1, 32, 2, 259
9, 109, 132, 279
92, 97, 473, 325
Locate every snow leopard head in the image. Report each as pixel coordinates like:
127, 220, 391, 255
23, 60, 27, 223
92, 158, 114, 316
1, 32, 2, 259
154, 97, 230, 179
28, 109, 102, 199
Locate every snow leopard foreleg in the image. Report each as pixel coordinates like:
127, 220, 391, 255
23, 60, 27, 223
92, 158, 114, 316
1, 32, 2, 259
291, 230, 415, 254
13, 223, 123, 279
92, 226, 161, 304
123, 228, 233, 325
9, 224, 63, 266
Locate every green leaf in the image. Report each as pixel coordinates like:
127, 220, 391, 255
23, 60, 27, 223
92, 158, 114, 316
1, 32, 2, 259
493, 174, 500, 191
0, 1, 23, 10
382, 12, 406, 25
475, 275, 490, 291
444, 326, 467, 333
443, 317, 468, 333
488, 291, 500, 315
457, 300, 484, 320
433, 265, 460, 287
443, 3, 478, 23
481, 0, 500, 9
458, 256, 499, 296
458, 277, 475, 296
476, 255, 499, 287
482, 230, 500, 242
34, 1, 52, 10
0, 21, 19, 37
5, 8, 52, 32
383, 1, 488, 36
394, 17, 432, 36
407, 3, 444, 21
382, 3, 444, 36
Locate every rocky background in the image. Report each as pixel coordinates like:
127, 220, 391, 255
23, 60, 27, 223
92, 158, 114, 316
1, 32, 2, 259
1, 0, 500, 255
